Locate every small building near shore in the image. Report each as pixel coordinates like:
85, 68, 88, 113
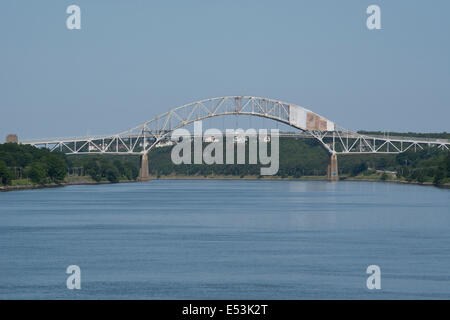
6, 134, 18, 144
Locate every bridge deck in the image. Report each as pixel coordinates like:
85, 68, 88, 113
21, 132, 450, 146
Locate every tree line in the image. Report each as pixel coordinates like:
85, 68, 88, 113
68, 156, 139, 183
0, 143, 66, 185
1, 138, 449, 186
0, 143, 139, 185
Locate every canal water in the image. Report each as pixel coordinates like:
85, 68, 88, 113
0, 180, 449, 299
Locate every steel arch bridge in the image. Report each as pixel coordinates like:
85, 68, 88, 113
21, 96, 450, 181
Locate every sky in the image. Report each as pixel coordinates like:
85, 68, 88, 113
0, 0, 449, 141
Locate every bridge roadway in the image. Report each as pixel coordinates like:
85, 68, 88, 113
21, 131, 450, 147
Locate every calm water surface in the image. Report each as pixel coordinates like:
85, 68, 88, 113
0, 180, 449, 299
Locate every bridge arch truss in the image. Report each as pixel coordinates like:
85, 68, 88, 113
21, 96, 450, 155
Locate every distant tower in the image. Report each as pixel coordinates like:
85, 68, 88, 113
6, 134, 18, 143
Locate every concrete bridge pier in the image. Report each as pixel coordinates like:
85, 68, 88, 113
138, 153, 150, 181
327, 153, 339, 181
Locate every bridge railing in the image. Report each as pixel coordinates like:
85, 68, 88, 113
362, 135, 450, 144
21, 132, 450, 147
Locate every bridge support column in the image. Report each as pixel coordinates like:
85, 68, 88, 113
327, 153, 339, 181
138, 153, 150, 182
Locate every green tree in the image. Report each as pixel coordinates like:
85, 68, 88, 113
123, 162, 139, 180
350, 162, 368, 176
29, 162, 47, 184
104, 165, 120, 183
43, 154, 67, 183
0, 160, 13, 185
416, 171, 425, 183
84, 158, 102, 182
113, 160, 125, 176
446, 153, 450, 178
433, 166, 445, 185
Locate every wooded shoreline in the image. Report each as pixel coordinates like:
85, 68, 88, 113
2, 174, 449, 192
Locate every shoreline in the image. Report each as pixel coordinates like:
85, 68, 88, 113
151, 175, 450, 188
342, 177, 450, 188
0, 178, 136, 192
2, 175, 449, 192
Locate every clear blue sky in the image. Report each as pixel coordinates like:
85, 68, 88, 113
1, 0, 449, 141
